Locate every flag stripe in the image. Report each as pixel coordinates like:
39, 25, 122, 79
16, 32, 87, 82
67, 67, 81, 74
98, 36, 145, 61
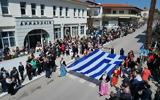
74, 52, 106, 71
67, 49, 99, 68
67, 50, 102, 70
67, 49, 125, 80
77, 53, 109, 73
81, 59, 110, 75
90, 64, 112, 79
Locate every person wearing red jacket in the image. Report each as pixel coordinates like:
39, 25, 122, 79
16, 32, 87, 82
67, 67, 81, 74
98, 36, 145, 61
142, 66, 151, 81
111, 74, 118, 87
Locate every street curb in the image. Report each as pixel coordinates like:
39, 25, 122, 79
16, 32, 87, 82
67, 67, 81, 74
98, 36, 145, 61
0, 57, 76, 98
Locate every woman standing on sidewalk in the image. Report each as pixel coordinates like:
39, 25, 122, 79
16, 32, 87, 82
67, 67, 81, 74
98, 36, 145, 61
59, 58, 67, 77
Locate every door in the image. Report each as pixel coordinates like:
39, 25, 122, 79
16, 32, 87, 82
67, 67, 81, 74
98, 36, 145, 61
29, 35, 41, 48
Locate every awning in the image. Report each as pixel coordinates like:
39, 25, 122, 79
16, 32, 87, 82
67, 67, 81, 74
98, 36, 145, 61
1, 28, 15, 32
119, 17, 130, 19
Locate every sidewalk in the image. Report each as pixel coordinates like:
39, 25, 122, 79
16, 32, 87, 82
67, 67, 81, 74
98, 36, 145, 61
0, 52, 40, 72
0, 53, 78, 98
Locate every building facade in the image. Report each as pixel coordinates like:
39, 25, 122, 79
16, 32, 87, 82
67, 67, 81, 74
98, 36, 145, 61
87, 4, 103, 30
101, 4, 142, 28
0, 0, 87, 50
141, 9, 149, 19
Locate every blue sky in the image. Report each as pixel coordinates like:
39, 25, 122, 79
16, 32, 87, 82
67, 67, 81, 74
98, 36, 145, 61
96, 0, 160, 9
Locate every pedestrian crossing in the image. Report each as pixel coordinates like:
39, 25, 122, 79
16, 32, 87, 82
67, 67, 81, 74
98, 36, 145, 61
67, 74, 97, 88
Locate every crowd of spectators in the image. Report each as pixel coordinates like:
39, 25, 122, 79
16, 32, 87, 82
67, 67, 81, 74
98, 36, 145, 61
101, 48, 160, 100
0, 22, 145, 62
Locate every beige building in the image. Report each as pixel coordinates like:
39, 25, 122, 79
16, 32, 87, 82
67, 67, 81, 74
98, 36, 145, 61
101, 4, 142, 27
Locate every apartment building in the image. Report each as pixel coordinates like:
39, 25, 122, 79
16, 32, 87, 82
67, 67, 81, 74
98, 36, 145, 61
0, 0, 87, 49
101, 4, 142, 27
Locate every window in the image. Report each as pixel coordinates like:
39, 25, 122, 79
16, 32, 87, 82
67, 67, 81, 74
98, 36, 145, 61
119, 10, 124, 14
94, 9, 100, 16
74, 8, 76, 17
9, 37, 15, 46
65, 7, 68, 16
1, 0, 9, 14
60, 7, 63, 16
1, 31, 15, 48
143, 13, 147, 17
82, 9, 84, 17
40, 4, 45, 16
78, 9, 80, 16
20, 2, 26, 15
53, 6, 56, 16
80, 26, 84, 34
54, 28, 61, 39
31, 3, 36, 15
72, 26, 78, 36
113, 10, 116, 14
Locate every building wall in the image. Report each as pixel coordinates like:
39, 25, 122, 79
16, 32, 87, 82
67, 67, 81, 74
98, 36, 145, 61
111, 9, 129, 14
141, 10, 149, 19
88, 6, 103, 29
15, 18, 54, 47
0, 0, 87, 49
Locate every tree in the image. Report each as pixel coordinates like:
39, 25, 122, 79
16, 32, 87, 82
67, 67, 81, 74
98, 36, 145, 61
145, 0, 157, 49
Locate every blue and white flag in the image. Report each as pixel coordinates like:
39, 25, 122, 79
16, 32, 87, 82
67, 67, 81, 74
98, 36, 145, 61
67, 49, 125, 80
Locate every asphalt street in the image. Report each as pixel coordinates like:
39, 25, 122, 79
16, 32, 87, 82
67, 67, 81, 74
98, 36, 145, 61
102, 24, 147, 57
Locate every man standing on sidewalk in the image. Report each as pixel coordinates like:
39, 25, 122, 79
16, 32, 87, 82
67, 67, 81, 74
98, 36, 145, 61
18, 62, 25, 81
10, 67, 21, 86
0, 67, 9, 92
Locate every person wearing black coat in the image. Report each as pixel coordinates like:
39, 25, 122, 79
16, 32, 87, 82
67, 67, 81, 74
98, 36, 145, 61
120, 48, 124, 56
6, 76, 15, 95
26, 62, 32, 80
18, 62, 24, 81
141, 83, 152, 100
0, 68, 9, 92
10, 67, 21, 86
154, 86, 160, 100
111, 48, 114, 54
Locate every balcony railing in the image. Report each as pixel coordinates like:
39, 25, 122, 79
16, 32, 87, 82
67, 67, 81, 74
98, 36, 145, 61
102, 14, 141, 18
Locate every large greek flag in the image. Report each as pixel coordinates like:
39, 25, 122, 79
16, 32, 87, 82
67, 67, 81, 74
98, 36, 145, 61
67, 49, 125, 80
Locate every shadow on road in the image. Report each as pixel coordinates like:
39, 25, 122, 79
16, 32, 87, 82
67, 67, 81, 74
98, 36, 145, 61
68, 71, 100, 85
135, 34, 146, 44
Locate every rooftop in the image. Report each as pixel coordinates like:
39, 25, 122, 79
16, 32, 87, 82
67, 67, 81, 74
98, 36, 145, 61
100, 4, 130, 7
100, 3, 142, 11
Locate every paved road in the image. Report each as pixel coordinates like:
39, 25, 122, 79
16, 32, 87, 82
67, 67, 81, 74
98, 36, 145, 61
1, 24, 157, 100
1, 71, 106, 100
102, 24, 147, 57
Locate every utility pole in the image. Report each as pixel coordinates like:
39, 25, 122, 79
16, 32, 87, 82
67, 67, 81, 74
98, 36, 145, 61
145, 0, 157, 49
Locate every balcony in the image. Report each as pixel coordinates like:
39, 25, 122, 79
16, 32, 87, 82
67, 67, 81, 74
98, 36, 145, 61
87, 14, 102, 18
102, 14, 141, 18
